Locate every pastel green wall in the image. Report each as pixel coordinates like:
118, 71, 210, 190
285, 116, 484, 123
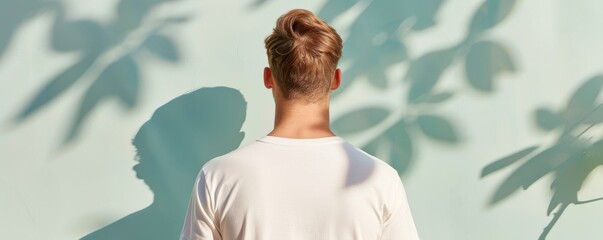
1, 0, 602, 239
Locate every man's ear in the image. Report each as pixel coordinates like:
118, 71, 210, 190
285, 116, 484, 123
331, 68, 342, 90
264, 67, 273, 89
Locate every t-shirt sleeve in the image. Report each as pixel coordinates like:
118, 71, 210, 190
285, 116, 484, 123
180, 168, 222, 240
380, 172, 420, 240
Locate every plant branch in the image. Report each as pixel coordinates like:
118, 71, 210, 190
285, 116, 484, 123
574, 102, 603, 138
576, 196, 603, 205
539, 203, 568, 240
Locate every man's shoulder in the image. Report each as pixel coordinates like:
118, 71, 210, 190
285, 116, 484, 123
200, 138, 399, 182
200, 140, 264, 174
343, 142, 406, 196
341, 141, 399, 175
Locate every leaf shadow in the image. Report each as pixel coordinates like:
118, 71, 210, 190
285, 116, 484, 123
7, 0, 188, 146
482, 74, 603, 239
320, 0, 520, 176
0, 0, 51, 58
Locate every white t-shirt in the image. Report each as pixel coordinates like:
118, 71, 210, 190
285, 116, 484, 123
180, 135, 420, 240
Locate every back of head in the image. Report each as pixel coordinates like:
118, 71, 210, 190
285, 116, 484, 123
264, 9, 343, 103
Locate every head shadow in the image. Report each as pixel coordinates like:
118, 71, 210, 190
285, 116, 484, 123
81, 86, 247, 240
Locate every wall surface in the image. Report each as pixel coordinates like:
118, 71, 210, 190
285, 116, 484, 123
1, 0, 602, 239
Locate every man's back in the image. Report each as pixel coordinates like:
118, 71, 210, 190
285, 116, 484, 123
180, 135, 420, 240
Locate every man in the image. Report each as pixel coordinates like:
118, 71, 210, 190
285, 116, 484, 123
180, 8, 420, 240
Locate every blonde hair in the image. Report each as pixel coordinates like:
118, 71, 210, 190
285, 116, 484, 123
264, 9, 343, 103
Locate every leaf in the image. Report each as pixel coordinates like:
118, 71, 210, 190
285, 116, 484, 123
548, 139, 603, 215
407, 0, 446, 31
317, 0, 361, 22
412, 91, 454, 104
344, 38, 407, 90
366, 70, 388, 89
328, 0, 410, 96
406, 48, 456, 103
63, 55, 140, 144
385, 119, 414, 174
114, 59, 140, 108
51, 19, 106, 52
332, 107, 389, 135
481, 145, 538, 178
0, 27, 13, 56
468, 0, 518, 36
534, 107, 562, 131
416, 114, 459, 143
367, 40, 407, 89
143, 34, 180, 62
465, 40, 515, 92
563, 75, 603, 125
1, 0, 52, 55
15, 55, 97, 122
116, 0, 156, 32
489, 143, 577, 204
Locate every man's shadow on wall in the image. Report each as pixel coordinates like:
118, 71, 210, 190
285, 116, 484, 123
81, 86, 247, 240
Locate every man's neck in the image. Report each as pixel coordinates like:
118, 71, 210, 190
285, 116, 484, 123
269, 100, 336, 138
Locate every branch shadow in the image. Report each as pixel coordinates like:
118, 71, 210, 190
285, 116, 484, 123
5, 0, 189, 146
317, 0, 519, 175
312, 0, 601, 238
481, 74, 603, 239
